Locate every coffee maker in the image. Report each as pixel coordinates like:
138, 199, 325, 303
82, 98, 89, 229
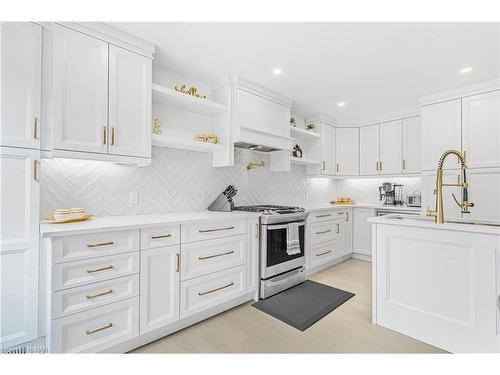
379, 182, 404, 206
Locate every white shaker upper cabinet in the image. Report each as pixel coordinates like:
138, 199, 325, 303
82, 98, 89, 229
0, 22, 41, 149
379, 120, 402, 175
0, 147, 40, 349
50, 25, 108, 154
359, 124, 379, 175
108, 45, 152, 158
421, 99, 462, 171
462, 90, 500, 169
466, 168, 500, 222
321, 123, 336, 175
402, 116, 421, 174
336, 127, 359, 176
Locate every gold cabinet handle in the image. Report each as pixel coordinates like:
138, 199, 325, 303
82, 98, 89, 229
33, 117, 39, 139
86, 323, 113, 335
33, 160, 39, 181
199, 226, 234, 233
336, 163, 340, 173
376, 161, 379, 171
87, 241, 114, 248
86, 289, 113, 299
103, 126, 107, 145
402, 159, 406, 170
462, 150, 467, 163
198, 282, 234, 296
176, 253, 180, 272
198, 250, 234, 260
316, 250, 332, 257
111, 127, 115, 146
255, 223, 259, 238
336, 223, 340, 234
316, 213, 332, 218
86, 265, 113, 274
379, 161, 383, 171
151, 234, 172, 239
322, 161, 326, 171
315, 229, 332, 235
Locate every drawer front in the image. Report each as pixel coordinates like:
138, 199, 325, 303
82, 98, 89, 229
180, 265, 246, 319
310, 240, 340, 269
309, 221, 341, 245
51, 297, 139, 353
52, 230, 140, 264
181, 220, 246, 243
141, 225, 180, 250
309, 210, 337, 223
52, 252, 139, 291
51, 274, 139, 319
181, 235, 246, 281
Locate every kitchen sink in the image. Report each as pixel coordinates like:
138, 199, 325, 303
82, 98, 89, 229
384, 214, 500, 227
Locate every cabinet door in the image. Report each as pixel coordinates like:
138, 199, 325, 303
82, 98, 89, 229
462, 90, 500, 169
421, 99, 461, 171
1, 22, 41, 149
246, 219, 259, 294
321, 124, 335, 175
379, 120, 402, 175
466, 168, 500, 222
421, 170, 462, 220
108, 45, 152, 158
0, 147, 39, 348
359, 125, 379, 175
353, 208, 375, 256
402, 116, 421, 174
51, 25, 108, 154
336, 127, 359, 176
140, 245, 180, 334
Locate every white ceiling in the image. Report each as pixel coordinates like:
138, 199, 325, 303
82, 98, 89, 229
111, 22, 500, 124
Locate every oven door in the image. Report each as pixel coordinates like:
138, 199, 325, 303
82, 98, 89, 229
261, 221, 305, 279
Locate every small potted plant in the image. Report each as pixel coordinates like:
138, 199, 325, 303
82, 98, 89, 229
290, 117, 296, 127
306, 123, 316, 131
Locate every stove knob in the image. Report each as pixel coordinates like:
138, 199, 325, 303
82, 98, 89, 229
263, 209, 269, 215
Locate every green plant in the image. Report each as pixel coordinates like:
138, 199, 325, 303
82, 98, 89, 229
290, 117, 296, 126
306, 123, 316, 130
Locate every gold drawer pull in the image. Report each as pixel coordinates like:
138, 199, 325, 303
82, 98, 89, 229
85, 323, 113, 335
86, 289, 113, 299
86, 265, 114, 274
198, 282, 234, 296
336, 223, 340, 234
111, 127, 115, 146
198, 250, 234, 260
316, 250, 332, 257
315, 229, 332, 235
176, 253, 180, 272
199, 226, 235, 233
316, 214, 332, 218
151, 234, 172, 239
103, 126, 107, 145
87, 241, 114, 248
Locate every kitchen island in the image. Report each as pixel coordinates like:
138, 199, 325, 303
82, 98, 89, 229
369, 214, 500, 353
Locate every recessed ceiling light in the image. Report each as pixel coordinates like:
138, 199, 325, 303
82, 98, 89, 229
460, 66, 473, 74
272, 68, 282, 76
337, 102, 346, 107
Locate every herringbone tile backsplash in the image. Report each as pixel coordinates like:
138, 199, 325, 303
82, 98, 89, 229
40, 148, 337, 218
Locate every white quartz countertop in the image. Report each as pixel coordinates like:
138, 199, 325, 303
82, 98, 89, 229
40, 211, 261, 238
303, 203, 421, 212
368, 214, 500, 235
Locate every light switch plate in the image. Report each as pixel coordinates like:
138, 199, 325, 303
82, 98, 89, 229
129, 191, 138, 204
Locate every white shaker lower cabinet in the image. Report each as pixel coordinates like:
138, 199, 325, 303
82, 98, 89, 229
353, 208, 375, 257
0, 147, 40, 349
140, 245, 180, 334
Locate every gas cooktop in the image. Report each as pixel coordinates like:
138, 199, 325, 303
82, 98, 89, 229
234, 205, 308, 224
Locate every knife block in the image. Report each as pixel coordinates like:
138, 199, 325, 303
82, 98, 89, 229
207, 192, 234, 212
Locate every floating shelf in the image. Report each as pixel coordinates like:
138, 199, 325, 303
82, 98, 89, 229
290, 156, 321, 165
152, 84, 226, 116
152, 134, 223, 154
290, 127, 321, 140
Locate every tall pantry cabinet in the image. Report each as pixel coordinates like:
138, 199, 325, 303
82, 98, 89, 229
0, 22, 42, 349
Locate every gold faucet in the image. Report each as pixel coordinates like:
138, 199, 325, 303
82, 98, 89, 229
426, 150, 474, 223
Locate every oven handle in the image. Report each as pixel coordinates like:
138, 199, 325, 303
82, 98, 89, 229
268, 268, 304, 285
265, 221, 306, 230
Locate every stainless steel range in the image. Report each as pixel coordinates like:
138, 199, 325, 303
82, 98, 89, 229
234, 205, 309, 299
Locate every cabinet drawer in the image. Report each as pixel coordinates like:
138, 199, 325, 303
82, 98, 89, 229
52, 252, 139, 291
180, 265, 246, 319
181, 220, 246, 243
310, 240, 340, 269
51, 230, 139, 264
181, 235, 246, 281
51, 274, 139, 319
51, 297, 139, 353
141, 225, 180, 250
309, 221, 341, 245
309, 210, 338, 223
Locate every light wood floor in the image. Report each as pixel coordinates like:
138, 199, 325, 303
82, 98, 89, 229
131, 258, 446, 353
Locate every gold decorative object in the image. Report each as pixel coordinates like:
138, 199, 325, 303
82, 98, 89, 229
426, 150, 473, 223
43, 214, 92, 224
174, 84, 207, 99
330, 197, 355, 205
153, 118, 162, 135
247, 161, 266, 170
193, 133, 219, 144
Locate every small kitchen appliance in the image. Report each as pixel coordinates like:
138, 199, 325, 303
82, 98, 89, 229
233, 205, 309, 299
407, 194, 422, 207
379, 182, 404, 206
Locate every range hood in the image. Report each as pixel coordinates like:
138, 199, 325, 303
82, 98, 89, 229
234, 141, 280, 153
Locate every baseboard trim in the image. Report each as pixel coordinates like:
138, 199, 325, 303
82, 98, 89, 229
351, 252, 372, 262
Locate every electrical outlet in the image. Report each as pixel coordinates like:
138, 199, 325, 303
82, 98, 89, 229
129, 191, 138, 204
